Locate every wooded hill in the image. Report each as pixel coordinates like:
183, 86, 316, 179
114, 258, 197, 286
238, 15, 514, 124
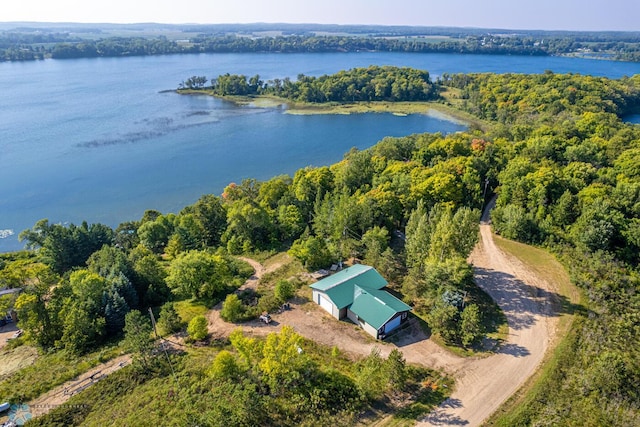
2, 68, 640, 425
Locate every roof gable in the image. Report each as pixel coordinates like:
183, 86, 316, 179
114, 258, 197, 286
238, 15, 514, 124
310, 264, 389, 309
310, 264, 387, 292
350, 286, 412, 330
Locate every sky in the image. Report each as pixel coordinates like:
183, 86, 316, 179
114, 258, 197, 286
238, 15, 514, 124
2, 0, 639, 32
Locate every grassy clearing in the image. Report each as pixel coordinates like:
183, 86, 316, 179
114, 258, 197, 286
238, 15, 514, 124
485, 235, 583, 426
0, 345, 38, 378
173, 299, 209, 324
0, 344, 122, 403
259, 254, 306, 286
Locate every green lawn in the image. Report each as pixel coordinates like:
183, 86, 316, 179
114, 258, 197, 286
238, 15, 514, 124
173, 299, 209, 324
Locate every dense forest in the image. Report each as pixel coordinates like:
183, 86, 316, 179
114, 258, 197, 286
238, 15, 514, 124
3, 26, 640, 61
2, 66, 640, 425
180, 66, 438, 103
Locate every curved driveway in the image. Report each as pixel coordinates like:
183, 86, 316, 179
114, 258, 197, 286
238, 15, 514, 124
419, 200, 560, 426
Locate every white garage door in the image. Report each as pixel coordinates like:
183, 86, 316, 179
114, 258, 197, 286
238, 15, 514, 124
385, 315, 402, 333
319, 294, 333, 314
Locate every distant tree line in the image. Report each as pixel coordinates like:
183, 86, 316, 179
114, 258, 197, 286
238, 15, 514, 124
3, 33, 640, 62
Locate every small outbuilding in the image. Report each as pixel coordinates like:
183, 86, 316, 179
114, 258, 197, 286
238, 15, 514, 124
310, 264, 411, 339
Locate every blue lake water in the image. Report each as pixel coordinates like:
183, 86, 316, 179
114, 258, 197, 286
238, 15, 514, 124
1, 52, 640, 251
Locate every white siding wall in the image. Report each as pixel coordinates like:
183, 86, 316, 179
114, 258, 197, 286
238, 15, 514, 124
346, 309, 359, 325
313, 290, 339, 319
361, 322, 378, 339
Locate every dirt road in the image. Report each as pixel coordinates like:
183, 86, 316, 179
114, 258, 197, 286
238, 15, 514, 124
419, 200, 560, 426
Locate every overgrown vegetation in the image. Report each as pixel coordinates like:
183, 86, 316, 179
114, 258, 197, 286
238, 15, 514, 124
28, 328, 450, 426
0, 344, 121, 403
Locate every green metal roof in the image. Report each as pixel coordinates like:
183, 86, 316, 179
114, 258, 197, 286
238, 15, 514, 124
309, 264, 412, 328
310, 264, 388, 309
310, 264, 387, 291
349, 286, 412, 330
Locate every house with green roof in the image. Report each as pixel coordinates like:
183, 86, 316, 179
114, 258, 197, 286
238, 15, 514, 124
310, 264, 411, 339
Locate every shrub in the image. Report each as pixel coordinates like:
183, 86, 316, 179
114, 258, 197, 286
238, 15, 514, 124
187, 315, 208, 341
220, 294, 246, 322
274, 279, 295, 303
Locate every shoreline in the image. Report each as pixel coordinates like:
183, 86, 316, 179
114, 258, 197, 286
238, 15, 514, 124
175, 90, 485, 130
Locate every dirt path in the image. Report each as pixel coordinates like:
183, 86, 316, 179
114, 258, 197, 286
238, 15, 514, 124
207, 256, 283, 337
27, 354, 131, 418
236, 256, 266, 291
420, 199, 560, 426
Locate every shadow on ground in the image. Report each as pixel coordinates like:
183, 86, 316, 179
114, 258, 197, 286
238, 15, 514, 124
420, 398, 469, 425
474, 267, 585, 331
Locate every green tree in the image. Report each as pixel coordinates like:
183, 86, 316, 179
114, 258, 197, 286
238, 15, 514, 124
460, 303, 484, 347
87, 244, 134, 280
123, 310, 154, 368
288, 235, 333, 271
385, 348, 407, 391
59, 301, 106, 355
103, 289, 129, 335
187, 315, 208, 341
138, 215, 174, 253
208, 350, 242, 380
191, 194, 227, 247
13, 264, 63, 349
68, 269, 107, 313
220, 293, 246, 322
229, 328, 263, 368
427, 302, 459, 343
19, 220, 113, 274
166, 250, 230, 300
156, 302, 182, 336
355, 347, 387, 400
259, 326, 311, 394
223, 200, 275, 252
277, 204, 305, 240
274, 280, 295, 304
132, 253, 169, 307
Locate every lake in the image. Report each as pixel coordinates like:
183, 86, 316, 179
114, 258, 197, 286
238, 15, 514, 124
1, 52, 640, 251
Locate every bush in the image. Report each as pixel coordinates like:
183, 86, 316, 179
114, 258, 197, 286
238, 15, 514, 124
220, 294, 246, 322
274, 279, 295, 303
187, 315, 208, 341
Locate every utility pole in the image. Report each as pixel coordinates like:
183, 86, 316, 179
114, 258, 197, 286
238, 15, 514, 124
148, 307, 178, 385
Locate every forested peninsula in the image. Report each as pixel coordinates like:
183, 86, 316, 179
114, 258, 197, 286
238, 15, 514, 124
178, 66, 439, 104
2, 22, 640, 62
2, 67, 640, 426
